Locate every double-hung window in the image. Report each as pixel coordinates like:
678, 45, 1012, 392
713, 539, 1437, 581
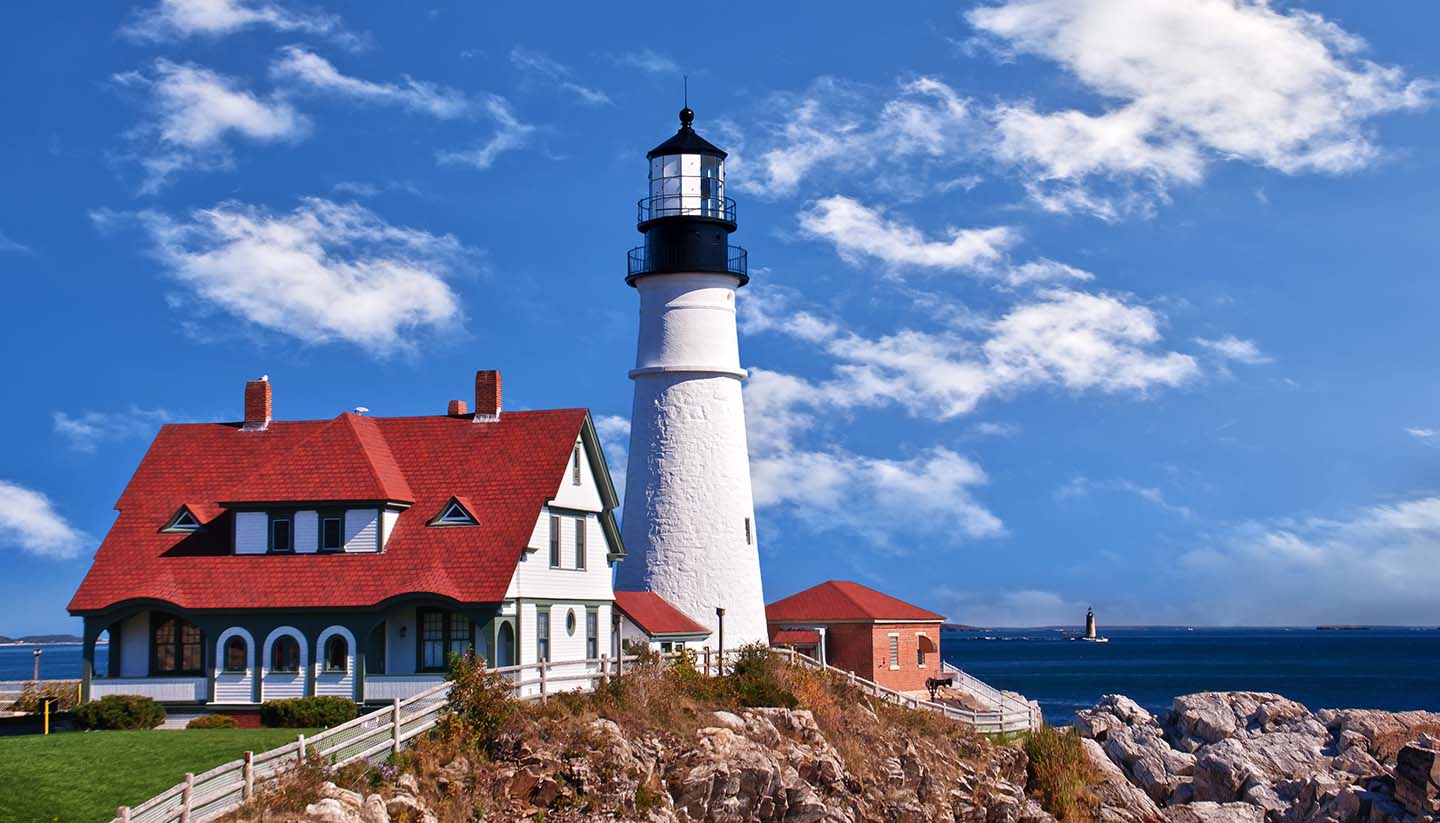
417, 609, 472, 672
549, 515, 561, 567
536, 608, 551, 662
585, 608, 598, 659
574, 517, 586, 570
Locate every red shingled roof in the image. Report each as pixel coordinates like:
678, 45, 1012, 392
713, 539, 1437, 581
613, 591, 711, 637
765, 580, 944, 623
69, 410, 590, 613
770, 629, 820, 646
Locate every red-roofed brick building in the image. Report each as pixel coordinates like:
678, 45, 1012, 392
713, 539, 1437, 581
766, 580, 945, 694
66, 371, 661, 706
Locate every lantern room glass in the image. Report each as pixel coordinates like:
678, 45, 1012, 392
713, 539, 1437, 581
648, 153, 726, 219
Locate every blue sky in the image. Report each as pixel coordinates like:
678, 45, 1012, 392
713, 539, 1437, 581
2, 0, 1438, 634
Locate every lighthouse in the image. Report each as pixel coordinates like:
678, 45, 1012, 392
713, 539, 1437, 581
614, 105, 768, 648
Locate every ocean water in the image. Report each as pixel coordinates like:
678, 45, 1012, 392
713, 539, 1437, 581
942, 627, 1440, 722
0, 645, 105, 681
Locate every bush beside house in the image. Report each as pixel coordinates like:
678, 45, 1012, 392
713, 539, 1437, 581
73, 695, 166, 730
260, 696, 357, 729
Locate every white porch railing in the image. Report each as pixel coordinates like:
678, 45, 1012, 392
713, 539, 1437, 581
361, 675, 448, 702
107, 648, 1036, 823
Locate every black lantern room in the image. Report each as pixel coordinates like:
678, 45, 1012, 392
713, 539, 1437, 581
627, 107, 748, 286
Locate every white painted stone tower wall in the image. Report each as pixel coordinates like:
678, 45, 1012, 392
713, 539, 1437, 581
615, 108, 768, 648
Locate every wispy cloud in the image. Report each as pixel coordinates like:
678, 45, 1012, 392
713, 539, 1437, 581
1056, 475, 1193, 519
122, 0, 361, 48
799, 195, 1016, 274
1194, 335, 1273, 366
967, 0, 1432, 217
1406, 427, 1440, 447
114, 59, 309, 193
271, 46, 470, 119
435, 96, 536, 170
613, 49, 678, 75
934, 587, 1086, 627
94, 198, 467, 357
0, 230, 33, 255
53, 407, 174, 453
0, 480, 91, 560
509, 46, 611, 106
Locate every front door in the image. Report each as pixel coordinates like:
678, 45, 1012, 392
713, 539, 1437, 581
496, 621, 515, 668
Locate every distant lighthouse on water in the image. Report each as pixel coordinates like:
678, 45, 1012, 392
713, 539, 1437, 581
614, 104, 768, 647
1077, 606, 1109, 643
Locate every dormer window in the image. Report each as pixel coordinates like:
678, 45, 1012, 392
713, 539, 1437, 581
162, 507, 202, 533
270, 514, 292, 553
429, 497, 477, 527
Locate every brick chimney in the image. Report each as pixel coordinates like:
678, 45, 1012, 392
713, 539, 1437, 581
447, 399, 468, 416
474, 370, 501, 422
243, 376, 272, 431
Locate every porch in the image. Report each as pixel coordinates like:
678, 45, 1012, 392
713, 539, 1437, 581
80, 600, 503, 706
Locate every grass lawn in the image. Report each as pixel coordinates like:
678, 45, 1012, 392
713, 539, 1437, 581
0, 728, 317, 823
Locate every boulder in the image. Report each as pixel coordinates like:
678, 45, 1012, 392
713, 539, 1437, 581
1320, 709, 1440, 766
1170, 694, 1312, 745
304, 798, 359, 823
1082, 737, 1168, 823
1162, 801, 1264, 823
1104, 725, 1197, 803
1394, 743, 1440, 816
1193, 734, 1328, 804
1079, 695, 1158, 741
359, 794, 390, 823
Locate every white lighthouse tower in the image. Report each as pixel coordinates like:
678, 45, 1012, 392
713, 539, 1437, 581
615, 105, 768, 648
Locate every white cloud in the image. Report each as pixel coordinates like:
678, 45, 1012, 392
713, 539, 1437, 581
1178, 496, 1440, 624
435, 96, 536, 170
99, 197, 466, 356
53, 408, 174, 453
1056, 475, 1193, 519
1002, 258, 1094, 287
593, 415, 630, 500
751, 446, 1004, 552
968, 0, 1432, 216
799, 196, 1016, 273
509, 47, 611, 106
0, 481, 90, 560
971, 421, 1019, 437
613, 49, 678, 75
1194, 335, 1273, 365
271, 46, 469, 118
935, 588, 1086, 627
733, 76, 975, 198
115, 59, 308, 193
1406, 428, 1440, 447
122, 0, 358, 47
0, 230, 33, 255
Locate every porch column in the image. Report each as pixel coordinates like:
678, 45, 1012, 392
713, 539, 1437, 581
81, 617, 103, 703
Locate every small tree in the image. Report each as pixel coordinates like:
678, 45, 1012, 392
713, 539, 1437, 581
444, 651, 515, 754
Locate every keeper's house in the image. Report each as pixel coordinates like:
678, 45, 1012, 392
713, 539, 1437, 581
68, 371, 653, 706
766, 580, 944, 694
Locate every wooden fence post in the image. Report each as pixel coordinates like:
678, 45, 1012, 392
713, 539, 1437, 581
117, 807, 130, 823
179, 773, 194, 823
243, 751, 254, 801
703, 646, 712, 677
539, 659, 548, 703
391, 699, 401, 755
297, 733, 306, 767
598, 654, 608, 688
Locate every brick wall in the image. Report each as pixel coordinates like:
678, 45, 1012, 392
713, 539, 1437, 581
797, 620, 943, 694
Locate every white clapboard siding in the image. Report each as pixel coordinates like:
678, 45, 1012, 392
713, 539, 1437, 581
314, 627, 356, 699
234, 512, 267, 555
213, 628, 255, 704
549, 436, 605, 512
344, 509, 378, 553
294, 510, 318, 554
92, 677, 206, 702
508, 511, 614, 601
261, 628, 308, 701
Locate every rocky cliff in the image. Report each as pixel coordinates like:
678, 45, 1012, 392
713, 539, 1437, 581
1074, 692, 1440, 823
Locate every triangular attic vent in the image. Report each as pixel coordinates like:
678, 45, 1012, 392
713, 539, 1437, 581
163, 507, 202, 533
429, 497, 477, 526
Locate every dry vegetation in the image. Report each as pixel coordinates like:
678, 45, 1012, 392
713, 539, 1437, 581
1023, 725, 1101, 823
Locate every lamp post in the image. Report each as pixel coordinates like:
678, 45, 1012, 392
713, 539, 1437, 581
32, 648, 41, 682
715, 607, 726, 674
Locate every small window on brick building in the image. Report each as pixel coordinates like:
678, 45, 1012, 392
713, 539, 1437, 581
887, 633, 899, 669
917, 635, 927, 667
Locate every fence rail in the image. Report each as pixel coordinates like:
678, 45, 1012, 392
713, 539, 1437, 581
108, 649, 1034, 823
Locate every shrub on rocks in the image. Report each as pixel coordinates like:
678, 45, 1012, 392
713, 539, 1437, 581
1026, 725, 1101, 823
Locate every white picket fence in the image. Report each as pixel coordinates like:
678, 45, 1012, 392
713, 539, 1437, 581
108, 649, 1034, 823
